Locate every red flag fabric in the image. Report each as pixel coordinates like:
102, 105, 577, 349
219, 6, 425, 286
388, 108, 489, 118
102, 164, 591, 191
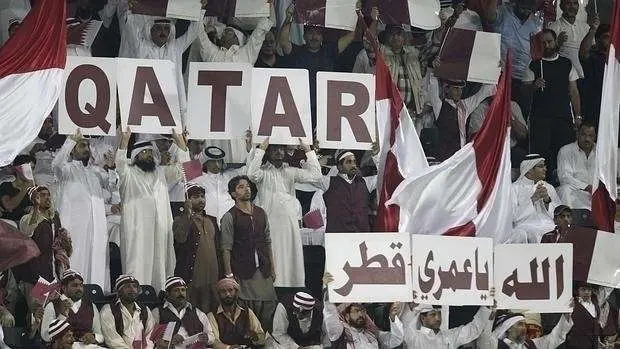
29, 276, 59, 305
591, 0, 620, 233
182, 159, 203, 182
0, 219, 40, 271
530, 30, 545, 61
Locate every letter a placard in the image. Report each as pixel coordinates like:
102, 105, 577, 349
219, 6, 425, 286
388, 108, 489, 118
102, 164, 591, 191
186, 62, 251, 140
251, 68, 313, 145
316, 72, 376, 150
117, 58, 182, 134
59, 56, 117, 136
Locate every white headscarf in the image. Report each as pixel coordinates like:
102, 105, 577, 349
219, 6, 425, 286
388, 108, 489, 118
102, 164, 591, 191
519, 154, 544, 180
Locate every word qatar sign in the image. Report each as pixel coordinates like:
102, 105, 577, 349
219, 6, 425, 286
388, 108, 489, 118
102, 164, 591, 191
494, 243, 572, 313
325, 233, 413, 303
58, 56, 182, 136
411, 235, 494, 306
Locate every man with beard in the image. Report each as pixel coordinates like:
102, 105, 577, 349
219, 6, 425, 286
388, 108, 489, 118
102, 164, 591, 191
116, 128, 189, 291
268, 291, 325, 348
21, 116, 59, 194
152, 276, 214, 348
52, 129, 112, 290
511, 155, 562, 243
247, 138, 322, 289
220, 175, 277, 332
522, 29, 581, 176
541, 205, 573, 243
100, 275, 156, 348
172, 184, 220, 313
322, 273, 403, 348
41, 269, 105, 347
477, 309, 572, 349
557, 122, 597, 210
548, 0, 590, 78
311, 151, 377, 233
207, 278, 266, 348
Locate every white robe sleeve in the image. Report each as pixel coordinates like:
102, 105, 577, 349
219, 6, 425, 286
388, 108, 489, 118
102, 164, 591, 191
115, 149, 130, 178
271, 303, 300, 347
51, 138, 77, 178
531, 314, 573, 349
195, 308, 216, 345
235, 17, 274, 64
557, 147, 589, 190
446, 306, 492, 347
92, 303, 105, 344
322, 300, 345, 342
197, 26, 224, 62
378, 316, 404, 348
247, 148, 267, 184
100, 305, 130, 349
175, 20, 200, 52
292, 151, 322, 184
163, 149, 190, 185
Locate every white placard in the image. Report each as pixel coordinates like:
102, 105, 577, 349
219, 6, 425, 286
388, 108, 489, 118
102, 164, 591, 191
59, 56, 117, 136
251, 68, 313, 145
324, 0, 358, 31
234, 0, 270, 17
117, 58, 182, 135
187, 62, 251, 140
325, 233, 413, 303
316, 72, 376, 150
411, 235, 493, 306
495, 244, 573, 313
165, 0, 202, 21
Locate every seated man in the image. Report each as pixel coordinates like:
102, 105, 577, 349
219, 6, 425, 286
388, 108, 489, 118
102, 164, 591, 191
47, 319, 75, 349
557, 122, 597, 210
41, 269, 105, 347
152, 276, 214, 348
100, 275, 156, 348
323, 273, 403, 348
512, 154, 562, 243
541, 205, 572, 243
268, 291, 325, 348
207, 278, 265, 348
478, 309, 572, 348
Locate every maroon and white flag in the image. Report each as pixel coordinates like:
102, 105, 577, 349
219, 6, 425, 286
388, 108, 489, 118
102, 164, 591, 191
591, 0, 620, 233
362, 0, 440, 30
387, 56, 512, 242
294, 0, 359, 31
435, 28, 502, 84
132, 0, 202, 21
205, 0, 269, 18
565, 227, 620, 288
0, 219, 40, 271
0, 0, 66, 167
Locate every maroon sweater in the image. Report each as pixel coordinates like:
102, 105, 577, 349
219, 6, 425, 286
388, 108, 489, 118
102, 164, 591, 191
52, 298, 94, 339
227, 206, 272, 280
323, 175, 370, 233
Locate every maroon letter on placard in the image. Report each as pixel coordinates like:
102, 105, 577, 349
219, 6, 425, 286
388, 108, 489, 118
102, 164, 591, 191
197, 70, 242, 132
258, 76, 306, 137
327, 80, 372, 142
65, 64, 112, 133
127, 66, 176, 127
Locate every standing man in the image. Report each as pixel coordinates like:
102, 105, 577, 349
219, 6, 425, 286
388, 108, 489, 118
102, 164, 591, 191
41, 269, 105, 347
512, 155, 562, 243
541, 205, 573, 243
100, 275, 156, 348
247, 139, 322, 288
268, 291, 325, 348
557, 122, 596, 210
220, 175, 277, 332
151, 276, 215, 349
52, 130, 112, 289
548, 0, 590, 78
116, 129, 190, 291
172, 183, 220, 313
207, 278, 266, 348
579, 18, 609, 126
523, 29, 581, 176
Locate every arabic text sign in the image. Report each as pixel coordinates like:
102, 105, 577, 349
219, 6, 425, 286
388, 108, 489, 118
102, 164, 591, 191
495, 244, 572, 313
411, 235, 493, 306
325, 233, 413, 303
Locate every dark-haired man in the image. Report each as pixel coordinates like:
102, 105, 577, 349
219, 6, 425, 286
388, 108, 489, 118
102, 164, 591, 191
220, 175, 277, 332
557, 123, 597, 209
41, 269, 104, 347
579, 18, 610, 126
116, 129, 189, 292
541, 205, 573, 243
548, 0, 590, 78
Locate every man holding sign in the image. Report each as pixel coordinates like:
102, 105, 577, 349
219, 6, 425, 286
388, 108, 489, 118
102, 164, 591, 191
247, 138, 322, 288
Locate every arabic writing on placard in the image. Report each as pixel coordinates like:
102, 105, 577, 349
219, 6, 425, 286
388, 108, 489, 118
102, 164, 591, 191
502, 256, 565, 300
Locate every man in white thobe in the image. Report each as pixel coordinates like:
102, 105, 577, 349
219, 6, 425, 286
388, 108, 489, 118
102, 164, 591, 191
116, 130, 189, 291
548, 0, 591, 78
52, 132, 112, 288
477, 310, 572, 349
124, 11, 200, 124
247, 139, 322, 288
557, 123, 596, 210
20, 117, 58, 196
511, 154, 562, 243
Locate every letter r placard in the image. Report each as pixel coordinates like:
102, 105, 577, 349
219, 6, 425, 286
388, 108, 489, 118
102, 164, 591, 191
316, 72, 376, 150
58, 56, 117, 136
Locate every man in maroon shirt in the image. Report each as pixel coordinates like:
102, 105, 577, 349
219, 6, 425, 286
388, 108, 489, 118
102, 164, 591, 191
540, 204, 572, 243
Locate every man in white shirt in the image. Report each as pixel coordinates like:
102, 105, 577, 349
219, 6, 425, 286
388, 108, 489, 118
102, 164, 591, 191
548, 0, 590, 78
151, 277, 215, 349
557, 122, 596, 210
268, 291, 326, 348
41, 269, 105, 348
100, 275, 156, 349
512, 154, 562, 243
323, 273, 403, 348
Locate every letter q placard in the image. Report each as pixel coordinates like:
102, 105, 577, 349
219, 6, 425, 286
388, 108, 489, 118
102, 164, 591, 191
59, 56, 117, 136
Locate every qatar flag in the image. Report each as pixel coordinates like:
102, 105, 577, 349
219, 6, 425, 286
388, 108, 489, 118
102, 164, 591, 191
387, 56, 514, 242
591, 0, 620, 233
0, 0, 66, 167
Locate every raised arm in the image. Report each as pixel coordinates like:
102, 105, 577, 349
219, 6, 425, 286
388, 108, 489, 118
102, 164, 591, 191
51, 131, 81, 177
579, 15, 600, 61
532, 312, 573, 349
293, 140, 322, 183
246, 139, 270, 184
238, 16, 275, 64
177, 20, 201, 52
115, 128, 132, 176
450, 306, 492, 347
377, 303, 404, 348
163, 129, 190, 185
278, 4, 295, 55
